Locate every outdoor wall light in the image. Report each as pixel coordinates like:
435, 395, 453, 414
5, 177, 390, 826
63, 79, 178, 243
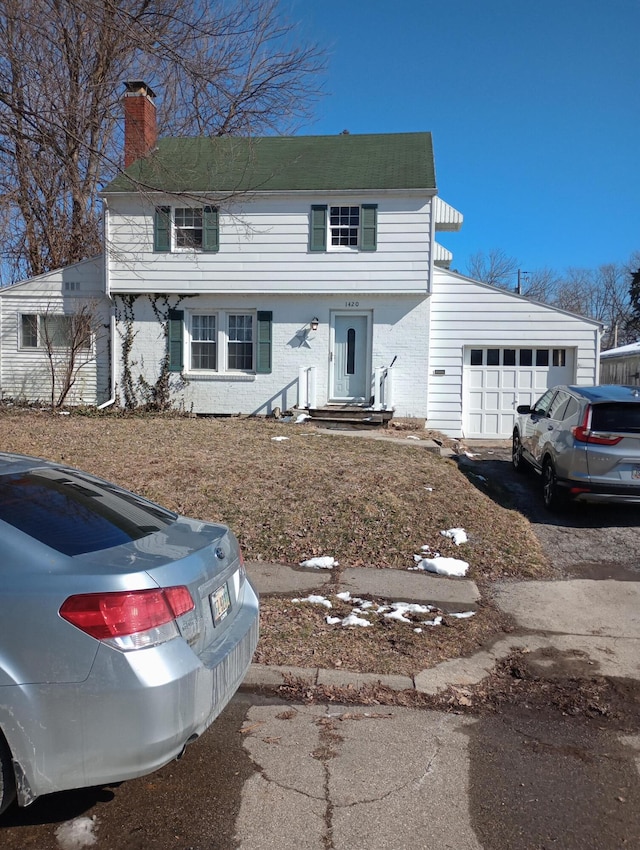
310, 317, 319, 331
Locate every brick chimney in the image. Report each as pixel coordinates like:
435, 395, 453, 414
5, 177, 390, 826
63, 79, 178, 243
123, 81, 157, 168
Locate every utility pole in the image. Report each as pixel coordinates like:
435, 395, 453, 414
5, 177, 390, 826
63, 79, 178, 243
516, 269, 529, 295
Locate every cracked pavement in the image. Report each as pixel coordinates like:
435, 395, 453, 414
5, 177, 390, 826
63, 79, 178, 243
235, 703, 481, 850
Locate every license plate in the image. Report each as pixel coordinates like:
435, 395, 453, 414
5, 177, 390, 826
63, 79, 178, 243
633, 466, 640, 480
211, 583, 231, 624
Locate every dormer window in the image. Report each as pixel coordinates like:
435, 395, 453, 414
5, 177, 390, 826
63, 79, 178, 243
154, 205, 219, 253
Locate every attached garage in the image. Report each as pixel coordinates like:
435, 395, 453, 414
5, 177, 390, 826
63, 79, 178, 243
462, 345, 576, 438
426, 269, 602, 439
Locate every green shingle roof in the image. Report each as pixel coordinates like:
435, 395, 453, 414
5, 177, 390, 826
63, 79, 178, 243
104, 132, 436, 194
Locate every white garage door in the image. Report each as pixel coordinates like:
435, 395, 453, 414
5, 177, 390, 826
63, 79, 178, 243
463, 346, 575, 438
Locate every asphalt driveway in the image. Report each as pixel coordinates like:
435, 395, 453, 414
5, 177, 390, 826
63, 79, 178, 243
456, 440, 640, 579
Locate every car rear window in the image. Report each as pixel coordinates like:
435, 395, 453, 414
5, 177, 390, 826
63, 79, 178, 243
0, 468, 176, 556
591, 403, 640, 434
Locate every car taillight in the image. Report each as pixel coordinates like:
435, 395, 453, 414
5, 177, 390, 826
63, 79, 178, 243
572, 407, 622, 446
60, 586, 195, 651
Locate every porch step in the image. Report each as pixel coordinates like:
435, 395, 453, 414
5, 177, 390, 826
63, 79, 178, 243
305, 406, 393, 429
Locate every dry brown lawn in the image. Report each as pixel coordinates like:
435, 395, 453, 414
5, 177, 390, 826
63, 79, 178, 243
0, 408, 552, 675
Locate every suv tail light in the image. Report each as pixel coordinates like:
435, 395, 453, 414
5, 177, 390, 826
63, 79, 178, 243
572, 406, 622, 446
60, 586, 195, 651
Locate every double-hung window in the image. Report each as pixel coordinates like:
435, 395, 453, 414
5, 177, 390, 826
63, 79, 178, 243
170, 310, 272, 374
330, 206, 360, 247
227, 315, 253, 370
191, 315, 217, 370
309, 204, 377, 252
154, 206, 219, 253
174, 208, 203, 249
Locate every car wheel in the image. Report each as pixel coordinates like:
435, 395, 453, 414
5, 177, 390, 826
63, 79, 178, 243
542, 458, 565, 511
0, 732, 16, 815
512, 431, 527, 473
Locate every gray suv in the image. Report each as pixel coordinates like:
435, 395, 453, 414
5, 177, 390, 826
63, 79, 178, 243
512, 384, 640, 510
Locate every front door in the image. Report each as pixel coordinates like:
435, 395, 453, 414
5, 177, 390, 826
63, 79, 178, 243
332, 314, 369, 401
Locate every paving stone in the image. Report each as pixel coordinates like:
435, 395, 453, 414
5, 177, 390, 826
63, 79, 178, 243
246, 561, 332, 596
338, 567, 480, 612
317, 669, 414, 691
242, 664, 318, 688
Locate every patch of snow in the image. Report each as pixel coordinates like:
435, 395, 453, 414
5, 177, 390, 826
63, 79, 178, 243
295, 413, 311, 423
449, 611, 476, 619
440, 527, 468, 546
341, 613, 372, 627
414, 628, 422, 633
384, 601, 434, 623
55, 817, 97, 849
326, 616, 342, 625
271, 436, 289, 442
299, 556, 338, 569
422, 615, 443, 627
411, 556, 469, 577
292, 595, 332, 608
406, 435, 420, 440
384, 608, 412, 623
335, 591, 352, 602
424, 486, 434, 491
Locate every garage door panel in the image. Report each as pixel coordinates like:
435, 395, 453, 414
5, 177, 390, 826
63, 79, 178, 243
463, 347, 574, 438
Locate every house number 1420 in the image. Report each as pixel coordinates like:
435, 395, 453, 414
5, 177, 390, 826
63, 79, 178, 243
345, 301, 360, 307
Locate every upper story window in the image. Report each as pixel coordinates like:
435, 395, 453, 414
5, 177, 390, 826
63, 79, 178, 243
330, 206, 360, 247
174, 208, 203, 249
154, 206, 219, 253
309, 204, 377, 253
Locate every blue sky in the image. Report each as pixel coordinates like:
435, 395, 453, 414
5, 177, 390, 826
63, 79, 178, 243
293, 0, 640, 277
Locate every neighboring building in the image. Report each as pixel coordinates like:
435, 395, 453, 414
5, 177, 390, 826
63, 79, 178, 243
600, 341, 640, 386
0, 82, 602, 438
0, 258, 110, 406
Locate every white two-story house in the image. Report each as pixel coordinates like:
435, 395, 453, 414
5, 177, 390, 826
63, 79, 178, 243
0, 82, 601, 438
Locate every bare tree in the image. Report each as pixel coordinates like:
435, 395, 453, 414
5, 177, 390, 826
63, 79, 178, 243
40, 301, 106, 408
0, 0, 325, 282
466, 248, 520, 289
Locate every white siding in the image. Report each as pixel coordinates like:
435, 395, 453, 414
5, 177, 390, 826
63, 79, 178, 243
0, 258, 111, 405
106, 193, 433, 295
113, 293, 430, 418
427, 269, 601, 438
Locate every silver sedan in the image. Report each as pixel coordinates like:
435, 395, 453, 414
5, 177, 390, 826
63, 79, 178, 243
0, 452, 259, 813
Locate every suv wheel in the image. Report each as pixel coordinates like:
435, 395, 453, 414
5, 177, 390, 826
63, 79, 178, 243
512, 430, 527, 473
542, 458, 566, 511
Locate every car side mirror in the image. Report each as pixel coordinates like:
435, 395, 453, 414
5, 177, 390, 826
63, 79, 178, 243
517, 404, 532, 414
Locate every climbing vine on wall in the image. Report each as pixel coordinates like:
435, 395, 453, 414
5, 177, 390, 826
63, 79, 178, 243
114, 293, 192, 410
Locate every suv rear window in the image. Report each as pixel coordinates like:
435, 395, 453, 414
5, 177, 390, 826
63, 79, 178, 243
0, 469, 176, 556
591, 403, 640, 434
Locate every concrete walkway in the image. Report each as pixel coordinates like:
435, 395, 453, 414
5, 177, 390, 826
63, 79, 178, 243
244, 562, 640, 694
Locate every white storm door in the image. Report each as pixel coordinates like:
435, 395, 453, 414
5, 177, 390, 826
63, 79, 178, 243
332, 315, 369, 401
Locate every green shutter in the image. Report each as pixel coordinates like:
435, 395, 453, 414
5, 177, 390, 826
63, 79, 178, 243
168, 309, 184, 372
309, 205, 327, 252
360, 204, 377, 251
203, 206, 219, 252
256, 310, 272, 374
154, 206, 171, 252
